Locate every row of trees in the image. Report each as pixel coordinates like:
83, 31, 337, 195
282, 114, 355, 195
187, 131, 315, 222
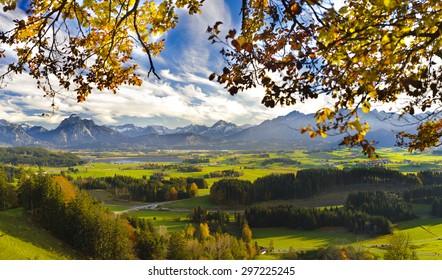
164, 224, 256, 260
244, 205, 393, 235
345, 191, 414, 222
14, 171, 255, 260
432, 198, 442, 217
0, 147, 84, 167
210, 167, 420, 205
189, 206, 231, 233
403, 186, 442, 204
0, 168, 18, 211
204, 169, 244, 178
261, 158, 301, 166
417, 171, 442, 186
183, 158, 210, 164
177, 165, 203, 172
75, 175, 204, 202
242, 190, 415, 236
18, 171, 136, 259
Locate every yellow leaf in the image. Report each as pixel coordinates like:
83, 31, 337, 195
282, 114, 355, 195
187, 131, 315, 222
300, 125, 311, 134
350, 118, 363, 132
236, 36, 246, 46
362, 101, 371, 113
381, 34, 390, 44
369, 90, 377, 99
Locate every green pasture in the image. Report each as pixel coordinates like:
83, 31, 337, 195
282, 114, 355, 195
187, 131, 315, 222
0, 208, 80, 260
164, 195, 216, 209
252, 226, 365, 252
86, 189, 147, 207
250, 204, 442, 260
45, 148, 442, 187
28, 148, 442, 259
353, 217, 442, 260
129, 210, 191, 232
106, 205, 132, 212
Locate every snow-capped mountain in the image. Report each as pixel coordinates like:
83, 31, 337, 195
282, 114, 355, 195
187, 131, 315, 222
0, 110, 423, 150
201, 120, 243, 138
32, 114, 124, 147
0, 119, 47, 146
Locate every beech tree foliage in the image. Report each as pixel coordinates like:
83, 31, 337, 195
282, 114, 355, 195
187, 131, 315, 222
3, 0, 442, 155
0, 0, 203, 104
208, 0, 442, 156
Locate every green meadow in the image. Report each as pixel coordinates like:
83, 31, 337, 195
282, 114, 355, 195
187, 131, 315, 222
129, 210, 191, 232
6, 147, 442, 259
47, 148, 442, 183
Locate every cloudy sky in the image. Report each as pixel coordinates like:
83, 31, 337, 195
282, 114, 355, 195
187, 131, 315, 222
0, 0, 332, 129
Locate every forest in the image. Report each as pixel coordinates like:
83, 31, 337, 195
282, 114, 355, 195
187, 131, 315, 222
0, 168, 256, 260
74, 175, 204, 202
210, 167, 422, 205
244, 204, 393, 235
3, 152, 442, 260
0, 147, 83, 166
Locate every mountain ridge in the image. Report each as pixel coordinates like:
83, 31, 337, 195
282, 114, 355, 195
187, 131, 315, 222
0, 110, 419, 150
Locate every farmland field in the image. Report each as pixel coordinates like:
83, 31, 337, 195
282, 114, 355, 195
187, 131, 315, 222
129, 210, 191, 232
5, 147, 442, 260
47, 148, 442, 182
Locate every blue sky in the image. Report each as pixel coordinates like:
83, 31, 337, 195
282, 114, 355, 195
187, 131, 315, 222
0, 0, 329, 129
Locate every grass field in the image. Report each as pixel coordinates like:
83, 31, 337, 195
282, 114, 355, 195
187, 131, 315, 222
252, 227, 366, 252
129, 210, 191, 232
0, 208, 80, 260
164, 195, 217, 209
15, 148, 442, 259
353, 217, 442, 260
45, 148, 442, 184
250, 204, 442, 260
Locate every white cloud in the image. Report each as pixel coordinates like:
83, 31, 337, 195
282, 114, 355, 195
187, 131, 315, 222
0, 1, 325, 129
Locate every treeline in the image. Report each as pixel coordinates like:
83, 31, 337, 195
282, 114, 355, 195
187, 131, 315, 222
244, 205, 392, 235
242, 190, 414, 235
403, 186, 442, 204
345, 191, 414, 222
0, 147, 84, 166
204, 169, 244, 179
189, 206, 232, 232
75, 175, 207, 202
210, 167, 420, 205
403, 185, 442, 217
431, 198, 442, 217
18, 171, 135, 259
183, 158, 209, 164
261, 158, 300, 166
13, 171, 255, 260
177, 165, 203, 172
210, 179, 253, 205
0, 168, 18, 210
417, 170, 442, 186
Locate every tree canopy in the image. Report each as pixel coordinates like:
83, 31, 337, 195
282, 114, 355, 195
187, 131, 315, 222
0, 0, 203, 104
208, 0, 442, 156
2, 0, 442, 156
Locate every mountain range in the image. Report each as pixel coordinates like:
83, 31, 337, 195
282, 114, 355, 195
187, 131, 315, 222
0, 110, 419, 150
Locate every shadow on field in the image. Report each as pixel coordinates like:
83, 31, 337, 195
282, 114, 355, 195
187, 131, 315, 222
395, 217, 442, 232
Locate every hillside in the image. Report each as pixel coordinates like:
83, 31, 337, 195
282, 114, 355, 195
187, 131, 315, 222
0, 208, 81, 260
0, 146, 83, 166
